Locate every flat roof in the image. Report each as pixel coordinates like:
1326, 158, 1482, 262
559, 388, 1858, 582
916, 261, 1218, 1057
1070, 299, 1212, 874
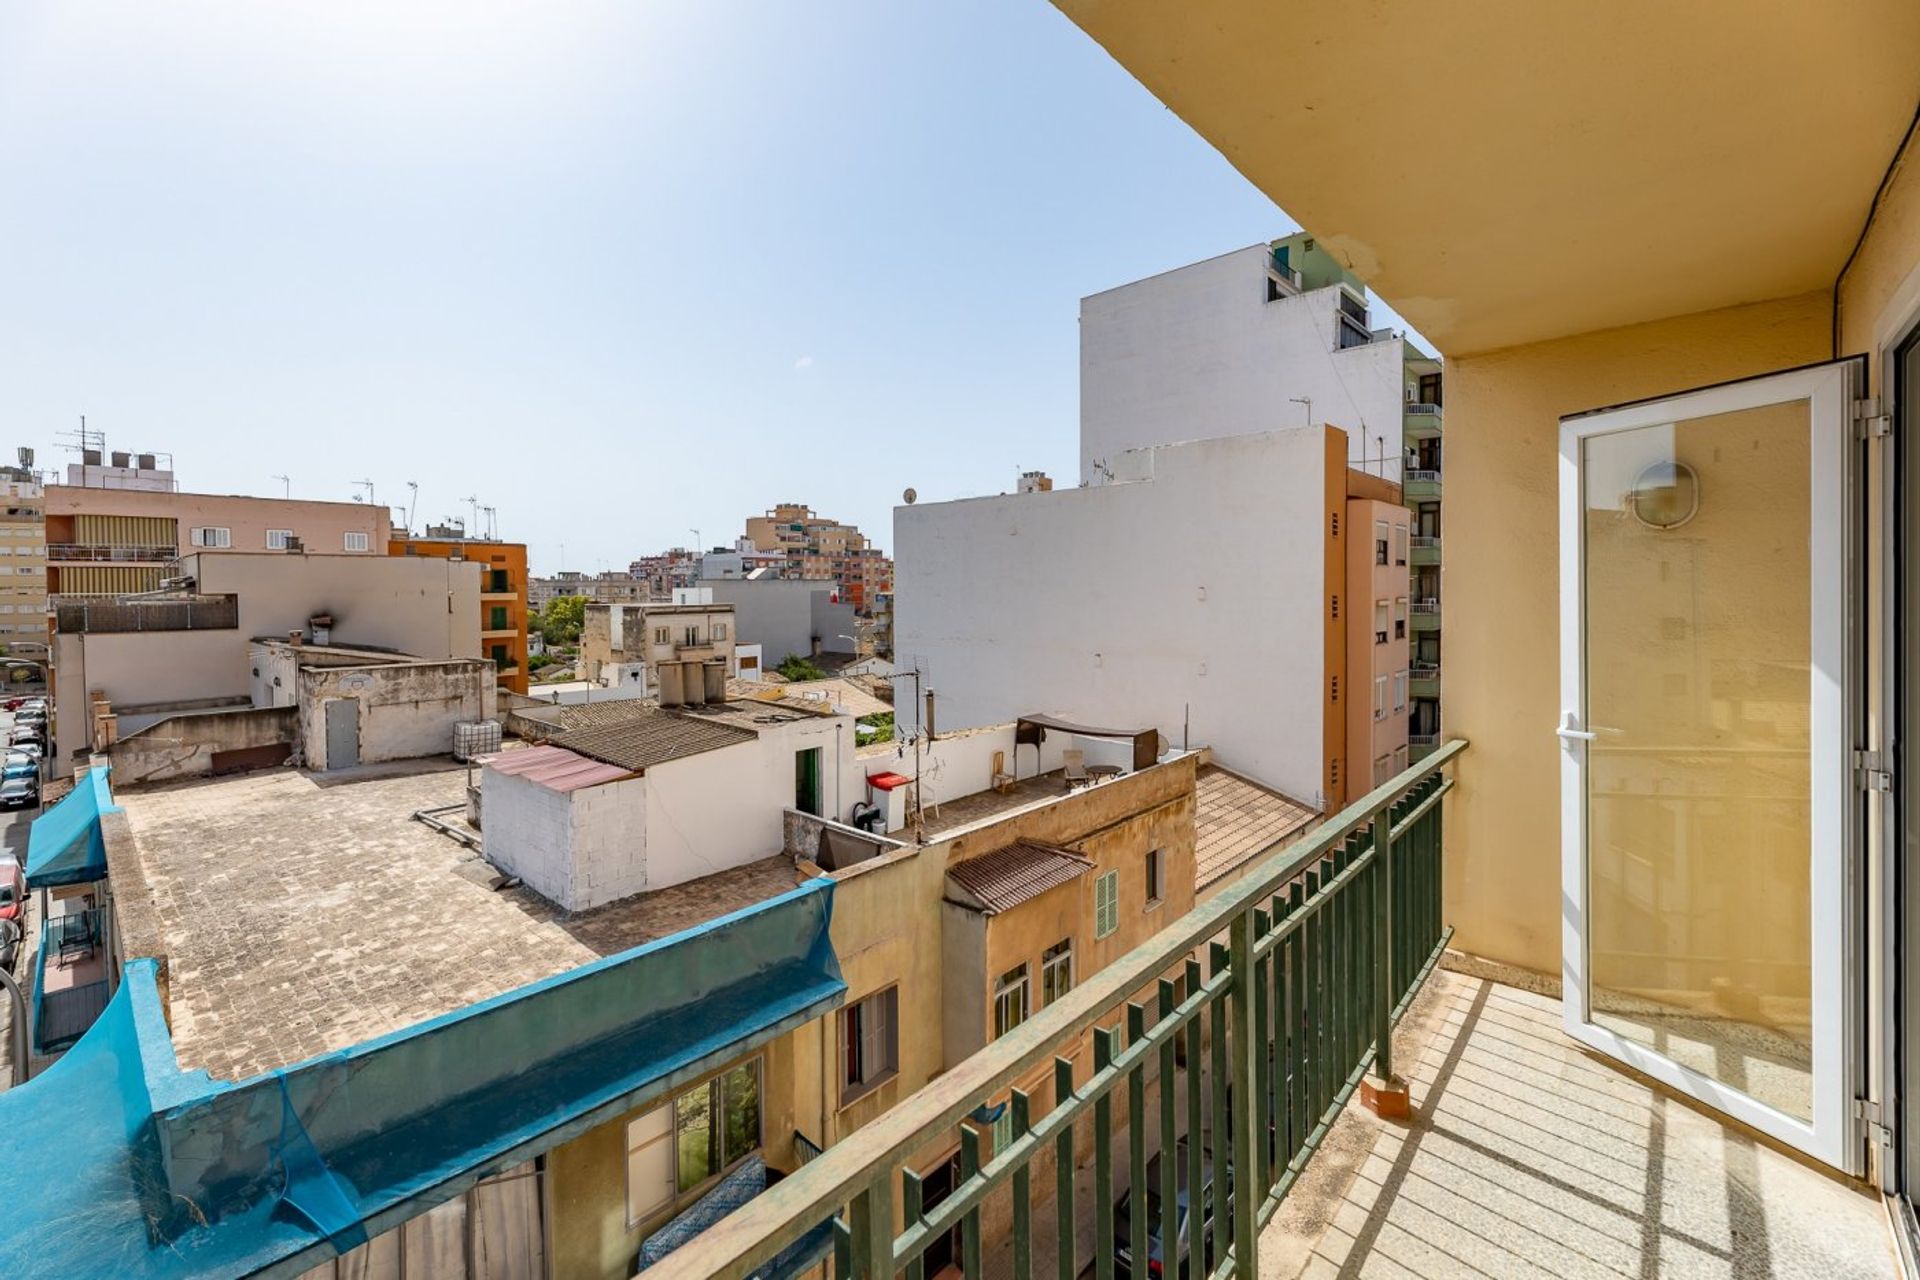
113, 762, 805, 1082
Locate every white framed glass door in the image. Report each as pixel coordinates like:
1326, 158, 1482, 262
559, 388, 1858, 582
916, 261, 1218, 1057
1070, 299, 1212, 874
1558, 359, 1863, 1171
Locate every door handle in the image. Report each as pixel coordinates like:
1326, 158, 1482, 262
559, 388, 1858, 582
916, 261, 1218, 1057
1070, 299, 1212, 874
1556, 711, 1596, 742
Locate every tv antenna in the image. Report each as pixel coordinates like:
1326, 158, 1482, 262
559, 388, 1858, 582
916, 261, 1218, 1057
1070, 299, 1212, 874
271, 474, 291, 498
352, 479, 375, 505
404, 482, 419, 535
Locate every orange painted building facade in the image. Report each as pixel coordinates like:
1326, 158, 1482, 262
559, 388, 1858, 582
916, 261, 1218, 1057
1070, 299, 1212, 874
390, 535, 530, 694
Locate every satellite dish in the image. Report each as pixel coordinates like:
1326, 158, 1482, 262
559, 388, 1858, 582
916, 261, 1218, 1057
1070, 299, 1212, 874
902, 487, 918, 505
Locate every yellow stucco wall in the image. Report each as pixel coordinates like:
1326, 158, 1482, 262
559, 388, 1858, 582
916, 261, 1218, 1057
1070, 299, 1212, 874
1443, 290, 1830, 975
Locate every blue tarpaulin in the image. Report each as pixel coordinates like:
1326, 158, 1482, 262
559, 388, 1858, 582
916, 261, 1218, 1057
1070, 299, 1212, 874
24, 766, 118, 889
0, 876, 846, 1278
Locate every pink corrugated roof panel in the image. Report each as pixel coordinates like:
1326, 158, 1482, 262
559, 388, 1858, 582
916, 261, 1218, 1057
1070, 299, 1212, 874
485, 744, 633, 793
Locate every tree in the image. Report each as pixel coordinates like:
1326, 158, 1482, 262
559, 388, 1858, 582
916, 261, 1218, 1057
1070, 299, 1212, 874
536, 596, 586, 646
775, 653, 827, 682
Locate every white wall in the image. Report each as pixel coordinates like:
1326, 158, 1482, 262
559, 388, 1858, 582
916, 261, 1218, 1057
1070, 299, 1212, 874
1080, 244, 1409, 485
483, 767, 589, 907
568, 774, 649, 908
642, 711, 857, 891
862, 723, 1071, 832
895, 428, 1331, 802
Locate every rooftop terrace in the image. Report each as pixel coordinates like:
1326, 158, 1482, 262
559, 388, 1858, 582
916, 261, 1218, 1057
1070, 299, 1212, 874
110, 760, 805, 1081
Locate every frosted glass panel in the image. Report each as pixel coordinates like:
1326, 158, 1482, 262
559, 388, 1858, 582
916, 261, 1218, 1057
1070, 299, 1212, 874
1582, 399, 1813, 1121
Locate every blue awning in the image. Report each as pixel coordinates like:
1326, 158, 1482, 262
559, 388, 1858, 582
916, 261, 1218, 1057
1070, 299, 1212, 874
0, 877, 846, 1278
24, 767, 118, 889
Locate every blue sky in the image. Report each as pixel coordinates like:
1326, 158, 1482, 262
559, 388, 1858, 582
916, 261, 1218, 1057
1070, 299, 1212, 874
0, 2, 1400, 573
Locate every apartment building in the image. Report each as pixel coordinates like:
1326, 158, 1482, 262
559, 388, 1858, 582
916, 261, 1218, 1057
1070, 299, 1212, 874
743, 503, 894, 611
0, 457, 47, 658
1081, 233, 1444, 751
578, 591, 738, 692
392, 524, 531, 694
699, 575, 858, 667
896, 429, 1410, 809
530, 570, 649, 609
46, 461, 390, 597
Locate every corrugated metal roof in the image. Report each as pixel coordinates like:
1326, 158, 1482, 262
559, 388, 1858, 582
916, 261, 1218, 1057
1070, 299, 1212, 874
486, 744, 633, 793
945, 840, 1096, 916
558, 706, 757, 772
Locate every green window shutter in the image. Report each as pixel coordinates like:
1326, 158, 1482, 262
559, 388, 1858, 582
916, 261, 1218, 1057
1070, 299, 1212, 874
1095, 871, 1118, 939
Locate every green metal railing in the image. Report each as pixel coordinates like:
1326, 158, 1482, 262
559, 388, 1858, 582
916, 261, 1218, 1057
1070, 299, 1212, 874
654, 741, 1465, 1280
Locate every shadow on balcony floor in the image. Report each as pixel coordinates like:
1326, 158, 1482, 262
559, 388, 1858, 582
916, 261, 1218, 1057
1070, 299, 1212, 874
1265, 971, 1895, 1279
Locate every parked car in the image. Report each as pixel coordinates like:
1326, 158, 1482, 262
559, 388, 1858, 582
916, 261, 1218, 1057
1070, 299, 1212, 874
3, 759, 36, 782
0, 775, 37, 810
9, 742, 42, 761
1114, 1139, 1226, 1280
14, 705, 46, 721
8, 726, 42, 748
0, 860, 22, 924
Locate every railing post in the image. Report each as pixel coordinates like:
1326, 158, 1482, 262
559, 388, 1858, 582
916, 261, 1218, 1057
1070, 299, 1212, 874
1372, 807, 1393, 1086
849, 1174, 893, 1280
1360, 805, 1411, 1119
1228, 907, 1258, 1278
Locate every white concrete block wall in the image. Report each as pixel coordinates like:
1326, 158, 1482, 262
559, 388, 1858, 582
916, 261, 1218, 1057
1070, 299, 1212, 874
568, 775, 648, 909
1079, 244, 1408, 485
482, 768, 581, 908
895, 428, 1331, 802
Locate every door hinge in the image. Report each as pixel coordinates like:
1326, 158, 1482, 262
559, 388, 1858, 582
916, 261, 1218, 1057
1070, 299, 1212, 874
1854, 749, 1893, 793
1854, 397, 1892, 440
1857, 1097, 1894, 1148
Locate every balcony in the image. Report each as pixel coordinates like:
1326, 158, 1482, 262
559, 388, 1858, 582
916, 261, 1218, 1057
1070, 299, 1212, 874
32, 908, 109, 1057
1410, 534, 1441, 567
651, 745, 1465, 1280
1402, 403, 1442, 440
1404, 468, 1442, 500
1410, 599, 1441, 634
1409, 665, 1440, 699
1267, 250, 1303, 295
46, 543, 175, 563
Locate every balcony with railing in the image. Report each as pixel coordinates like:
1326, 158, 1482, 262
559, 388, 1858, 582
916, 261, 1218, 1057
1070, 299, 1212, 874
46, 543, 176, 563
1409, 534, 1441, 566
32, 907, 110, 1058
1403, 468, 1442, 500
1267, 250, 1303, 295
1402, 403, 1442, 440
654, 745, 1463, 1280
650, 735, 1891, 1280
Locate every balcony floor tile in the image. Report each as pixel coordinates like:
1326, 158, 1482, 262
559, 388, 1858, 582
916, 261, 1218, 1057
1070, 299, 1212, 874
1263, 970, 1896, 1279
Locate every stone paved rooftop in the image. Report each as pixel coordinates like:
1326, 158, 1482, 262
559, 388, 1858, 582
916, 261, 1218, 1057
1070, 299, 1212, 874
114, 760, 804, 1082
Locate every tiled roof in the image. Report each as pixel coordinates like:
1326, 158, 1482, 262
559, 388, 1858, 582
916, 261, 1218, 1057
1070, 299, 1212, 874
1195, 764, 1319, 888
945, 840, 1096, 916
557, 706, 757, 772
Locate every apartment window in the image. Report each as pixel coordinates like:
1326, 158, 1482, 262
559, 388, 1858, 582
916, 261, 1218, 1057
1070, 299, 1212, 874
625, 1105, 674, 1227
840, 985, 899, 1105
490, 644, 509, 669
1374, 600, 1389, 645
1374, 675, 1388, 721
1093, 870, 1120, 939
682, 625, 701, 646
189, 526, 231, 548
266, 529, 294, 550
1329, 593, 1339, 620
627, 1058, 762, 1224
487, 568, 510, 592
654, 627, 670, 645
994, 964, 1030, 1038
1393, 671, 1408, 711
713, 621, 729, 641
1393, 524, 1408, 566
1394, 597, 1408, 640
1394, 745, 1410, 773
343, 532, 370, 552
1145, 848, 1165, 907
1041, 939, 1074, 1006
489, 606, 509, 631
1374, 754, 1393, 786
1373, 519, 1388, 566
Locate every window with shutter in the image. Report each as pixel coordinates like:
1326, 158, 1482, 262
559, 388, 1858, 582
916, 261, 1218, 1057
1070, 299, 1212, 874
1094, 870, 1120, 939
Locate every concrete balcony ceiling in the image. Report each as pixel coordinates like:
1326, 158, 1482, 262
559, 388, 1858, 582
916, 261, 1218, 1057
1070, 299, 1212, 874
1051, 0, 1920, 355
